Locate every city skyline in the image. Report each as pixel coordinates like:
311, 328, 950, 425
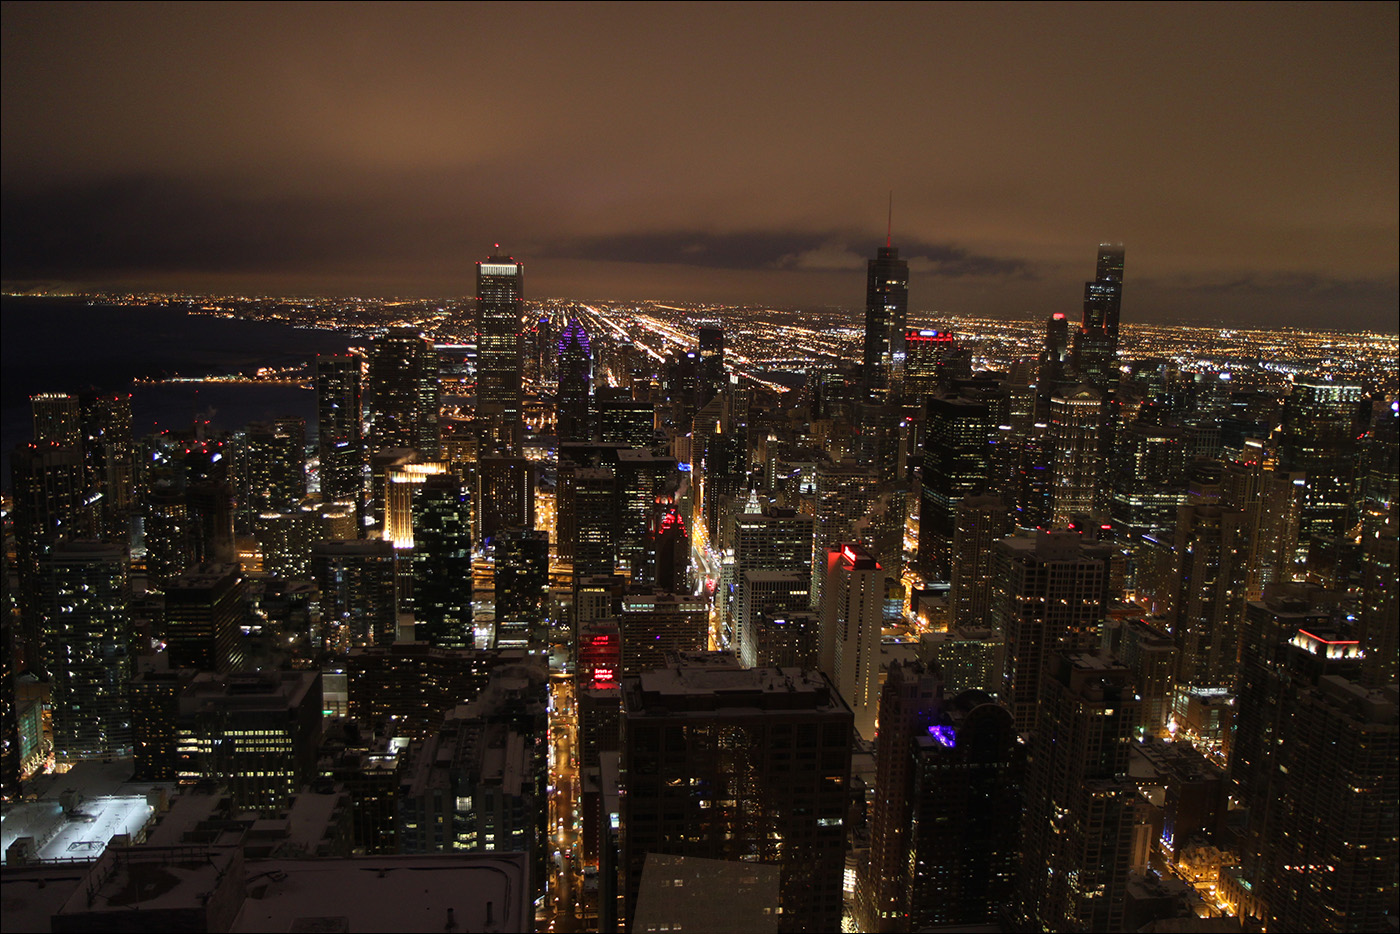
3, 3, 1397, 331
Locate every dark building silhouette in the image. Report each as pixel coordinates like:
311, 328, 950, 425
368, 328, 440, 458
164, 562, 245, 674
557, 317, 593, 442
863, 242, 909, 395
411, 473, 473, 649
316, 353, 363, 503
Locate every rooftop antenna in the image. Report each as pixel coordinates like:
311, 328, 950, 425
886, 191, 893, 248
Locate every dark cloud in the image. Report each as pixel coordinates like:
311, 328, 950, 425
2, 3, 1395, 329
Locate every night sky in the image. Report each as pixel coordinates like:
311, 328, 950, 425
3, 3, 1396, 330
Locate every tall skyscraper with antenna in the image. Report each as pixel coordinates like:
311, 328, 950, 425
863, 201, 909, 395
476, 247, 525, 427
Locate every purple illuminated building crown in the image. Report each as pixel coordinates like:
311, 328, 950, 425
559, 318, 591, 357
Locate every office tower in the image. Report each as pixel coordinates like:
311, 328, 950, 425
819, 542, 885, 739
1049, 383, 1109, 524
733, 506, 815, 666
243, 417, 306, 515
1014, 429, 1053, 529
129, 665, 198, 781
81, 392, 136, 541
1170, 503, 1249, 692
918, 394, 992, 578
494, 527, 549, 649
596, 388, 656, 446
1358, 504, 1397, 687
618, 591, 709, 676
366, 448, 418, 535
810, 461, 878, 609
573, 467, 616, 579
649, 507, 690, 594
346, 643, 523, 738
143, 481, 193, 588
411, 473, 473, 649
949, 495, 1012, 628
1110, 417, 1187, 593
177, 670, 323, 814
907, 692, 1020, 928
1278, 374, 1365, 583
383, 461, 448, 548
1072, 243, 1125, 388
39, 541, 133, 762
697, 322, 725, 407
312, 539, 398, 648
164, 562, 245, 674
1038, 312, 1071, 392
740, 571, 814, 667
316, 353, 364, 503
620, 660, 853, 933
992, 531, 1114, 731
557, 317, 593, 442
917, 627, 1005, 696
863, 242, 909, 395
615, 449, 678, 584
857, 659, 944, 932
903, 327, 957, 400
476, 455, 534, 542
367, 327, 440, 458
1016, 653, 1141, 933
476, 249, 525, 426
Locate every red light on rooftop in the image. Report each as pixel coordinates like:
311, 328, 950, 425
1053, 313, 1066, 320
1297, 629, 1359, 646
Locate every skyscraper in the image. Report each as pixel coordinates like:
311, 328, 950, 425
819, 541, 885, 739
316, 353, 364, 503
1071, 243, 1125, 388
557, 317, 593, 443
697, 322, 725, 407
919, 394, 992, 578
863, 243, 909, 395
476, 249, 525, 428
367, 328, 440, 458
1049, 383, 1108, 524
164, 562, 245, 674
411, 473, 473, 649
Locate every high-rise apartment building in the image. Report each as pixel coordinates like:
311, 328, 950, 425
1170, 503, 1249, 692
312, 539, 398, 648
619, 660, 853, 933
367, 328, 440, 458
1015, 653, 1140, 933
1278, 374, 1364, 583
992, 531, 1114, 731
733, 506, 814, 665
476, 249, 525, 426
476, 455, 534, 542
919, 394, 992, 578
316, 353, 364, 503
810, 461, 878, 609
243, 417, 306, 514
1050, 383, 1108, 524
39, 541, 132, 762
949, 494, 1012, 628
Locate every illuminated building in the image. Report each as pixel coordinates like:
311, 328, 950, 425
573, 467, 616, 579
31, 391, 81, 446
739, 570, 813, 667
1277, 374, 1364, 583
907, 691, 1019, 928
863, 242, 909, 395
733, 506, 814, 665
367, 327, 440, 458
1038, 312, 1070, 392
992, 531, 1114, 731
476, 455, 534, 542
596, 388, 656, 447
242, 417, 306, 515
345, 643, 526, 739
903, 328, 956, 400
1115, 618, 1175, 737
1166, 499, 1249, 696
620, 659, 853, 933
384, 461, 448, 548
316, 353, 363, 503
39, 541, 133, 762
614, 449, 678, 584
411, 473, 473, 650
1049, 383, 1108, 524
164, 562, 245, 674
648, 506, 690, 594
251, 508, 320, 580
698, 322, 725, 407
493, 527, 549, 650
129, 664, 198, 780
81, 392, 136, 541
917, 627, 1004, 696
176, 669, 323, 815
578, 619, 623, 773
1358, 503, 1397, 687
949, 494, 1011, 627
311, 539, 397, 647
557, 317, 593, 443
818, 542, 885, 739
476, 249, 525, 428
810, 461, 878, 609
919, 394, 992, 579
1071, 243, 1125, 388
618, 590, 708, 676
857, 659, 944, 932
1015, 652, 1140, 933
